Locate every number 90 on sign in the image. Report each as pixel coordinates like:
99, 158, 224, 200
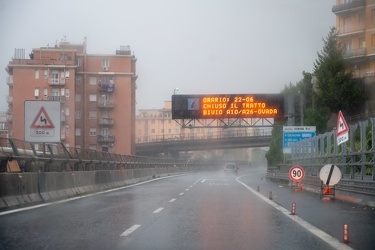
289, 165, 305, 182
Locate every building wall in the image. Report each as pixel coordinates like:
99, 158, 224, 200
6, 41, 137, 155
333, 0, 375, 114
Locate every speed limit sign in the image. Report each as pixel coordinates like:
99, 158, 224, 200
289, 165, 305, 182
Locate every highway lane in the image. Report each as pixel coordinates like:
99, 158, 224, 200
0, 167, 373, 249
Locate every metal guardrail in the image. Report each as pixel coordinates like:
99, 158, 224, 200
0, 138, 194, 172
266, 170, 375, 197
288, 117, 375, 181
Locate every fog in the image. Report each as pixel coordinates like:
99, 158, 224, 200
0, 0, 335, 112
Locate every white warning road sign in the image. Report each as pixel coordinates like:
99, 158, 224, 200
24, 101, 61, 143
30, 107, 55, 137
336, 111, 349, 146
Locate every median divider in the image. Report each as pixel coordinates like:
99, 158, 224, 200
0, 167, 189, 211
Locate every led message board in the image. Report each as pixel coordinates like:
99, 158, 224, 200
172, 94, 284, 119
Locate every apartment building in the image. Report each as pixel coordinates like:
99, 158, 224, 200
332, 0, 375, 113
5, 40, 137, 154
136, 101, 224, 143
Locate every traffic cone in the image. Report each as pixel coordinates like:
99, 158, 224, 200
290, 203, 296, 215
343, 224, 350, 243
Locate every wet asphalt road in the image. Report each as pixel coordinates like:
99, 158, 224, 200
0, 166, 374, 250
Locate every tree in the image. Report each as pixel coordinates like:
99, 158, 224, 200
265, 123, 283, 167
313, 27, 364, 117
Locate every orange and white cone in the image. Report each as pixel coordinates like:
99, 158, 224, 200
343, 224, 350, 244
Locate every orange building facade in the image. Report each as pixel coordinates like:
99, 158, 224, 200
6, 41, 137, 154
333, 0, 375, 113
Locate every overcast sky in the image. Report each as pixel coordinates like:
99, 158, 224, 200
0, 0, 335, 112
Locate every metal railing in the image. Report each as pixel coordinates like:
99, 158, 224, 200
287, 117, 375, 181
0, 138, 193, 173
137, 128, 272, 143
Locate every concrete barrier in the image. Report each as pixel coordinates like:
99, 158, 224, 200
0, 167, 189, 210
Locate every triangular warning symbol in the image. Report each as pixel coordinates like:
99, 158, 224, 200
30, 107, 55, 129
336, 111, 349, 136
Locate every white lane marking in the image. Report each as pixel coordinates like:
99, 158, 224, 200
153, 207, 164, 214
201, 179, 206, 183
179, 192, 184, 196
190, 186, 193, 188
185, 188, 190, 191
169, 198, 176, 203
236, 176, 354, 250
120, 224, 141, 237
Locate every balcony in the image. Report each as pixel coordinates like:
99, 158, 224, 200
343, 48, 366, 60
97, 99, 114, 109
47, 96, 66, 103
337, 24, 365, 37
6, 115, 13, 122
98, 79, 115, 93
6, 96, 13, 104
98, 118, 114, 126
48, 78, 65, 86
6, 76, 13, 86
97, 135, 115, 143
332, 0, 365, 15
352, 69, 375, 78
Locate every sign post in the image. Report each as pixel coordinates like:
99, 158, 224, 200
24, 100, 61, 143
283, 126, 316, 153
319, 164, 342, 199
289, 165, 305, 191
336, 111, 349, 146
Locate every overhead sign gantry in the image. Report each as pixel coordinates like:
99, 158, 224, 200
172, 94, 284, 128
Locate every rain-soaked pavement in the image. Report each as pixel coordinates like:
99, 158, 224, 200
0, 166, 374, 250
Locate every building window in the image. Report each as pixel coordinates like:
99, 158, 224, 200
75, 128, 81, 136
76, 76, 81, 85
76, 59, 81, 67
89, 128, 97, 136
89, 144, 96, 150
65, 70, 70, 79
90, 77, 96, 85
51, 71, 59, 84
43, 88, 47, 97
65, 125, 70, 134
89, 94, 97, 101
65, 107, 70, 116
35, 70, 39, 79
44, 70, 48, 79
102, 59, 109, 68
151, 129, 155, 133
65, 89, 69, 97
89, 111, 97, 119
52, 88, 59, 97
34, 88, 40, 99
75, 111, 81, 119
75, 94, 81, 102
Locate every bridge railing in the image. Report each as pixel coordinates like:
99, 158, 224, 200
0, 137, 194, 173
137, 127, 273, 143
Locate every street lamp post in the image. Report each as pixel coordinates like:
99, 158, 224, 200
173, 88, 179, 95
162, 108, 165, 141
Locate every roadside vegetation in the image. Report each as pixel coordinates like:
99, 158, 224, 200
266, 27, 365, 167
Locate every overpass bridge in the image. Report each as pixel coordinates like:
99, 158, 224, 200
135, 128, 273, 157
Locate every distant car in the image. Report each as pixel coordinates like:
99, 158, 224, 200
224, 163, 238, 175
